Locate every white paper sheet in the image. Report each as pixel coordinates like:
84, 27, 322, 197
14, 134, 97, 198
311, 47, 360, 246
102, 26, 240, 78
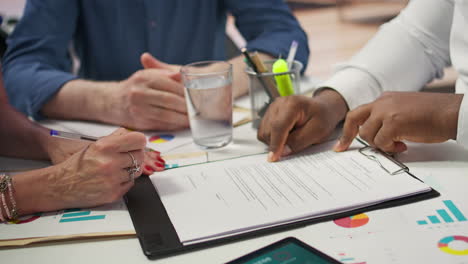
0, 200, 133, 240
150, 140, 432, 244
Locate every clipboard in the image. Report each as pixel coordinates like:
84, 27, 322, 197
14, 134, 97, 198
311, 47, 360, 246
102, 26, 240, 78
125, 139, 440, 259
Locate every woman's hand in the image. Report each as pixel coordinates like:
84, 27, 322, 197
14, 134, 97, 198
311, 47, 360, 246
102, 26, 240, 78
41, 128, 147, 210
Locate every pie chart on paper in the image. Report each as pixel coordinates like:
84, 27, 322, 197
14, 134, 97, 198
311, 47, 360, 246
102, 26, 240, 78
149, 134, 175, 144
334, 213, 370, 228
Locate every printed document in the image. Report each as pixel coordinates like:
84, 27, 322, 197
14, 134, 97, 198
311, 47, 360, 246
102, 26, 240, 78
150, 140, 431, 244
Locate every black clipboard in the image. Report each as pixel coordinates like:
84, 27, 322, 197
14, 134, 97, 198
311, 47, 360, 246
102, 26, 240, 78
125, 140, 440, 260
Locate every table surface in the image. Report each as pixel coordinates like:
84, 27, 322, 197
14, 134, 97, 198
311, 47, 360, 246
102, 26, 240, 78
1, 3, 466, 263
1, 128, 468, 263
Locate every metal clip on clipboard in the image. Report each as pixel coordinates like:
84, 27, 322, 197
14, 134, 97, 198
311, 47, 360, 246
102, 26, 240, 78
356, 138, 409, 175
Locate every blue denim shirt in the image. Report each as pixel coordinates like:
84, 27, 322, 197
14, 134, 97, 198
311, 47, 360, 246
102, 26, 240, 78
2, 0, 309, 119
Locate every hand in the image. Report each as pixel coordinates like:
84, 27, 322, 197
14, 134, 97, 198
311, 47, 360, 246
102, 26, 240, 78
110, 53, 189, 131
334, 92, 463, 153
45, 137, 90, 165
257, 89, 348, 162
41, 128, 147, 210
141, 149, 166, 175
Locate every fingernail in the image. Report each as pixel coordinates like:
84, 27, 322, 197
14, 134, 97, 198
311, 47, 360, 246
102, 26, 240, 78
282, 145, 292, 156
157, 156, 166, 164
333, 140, 342, 152
155, 162, 165, 168
155, 166, 165, 172
145, 165, 155, 173
267, 151, 275, 162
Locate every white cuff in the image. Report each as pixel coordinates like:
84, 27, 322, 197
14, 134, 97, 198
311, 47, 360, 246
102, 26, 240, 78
456, 94, 468, 149
315, 67, 382, 110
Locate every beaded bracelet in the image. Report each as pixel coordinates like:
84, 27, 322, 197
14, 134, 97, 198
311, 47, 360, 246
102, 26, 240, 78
0, 178, 5, 222
0, 173, 18, 222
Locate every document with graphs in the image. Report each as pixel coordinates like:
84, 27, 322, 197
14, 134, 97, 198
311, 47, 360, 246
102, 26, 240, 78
149, 139, 433, 245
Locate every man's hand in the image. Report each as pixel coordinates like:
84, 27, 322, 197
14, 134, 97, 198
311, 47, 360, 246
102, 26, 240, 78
334, 92, 463, 153
110, 53, 189, 131
257, 89, 348, 162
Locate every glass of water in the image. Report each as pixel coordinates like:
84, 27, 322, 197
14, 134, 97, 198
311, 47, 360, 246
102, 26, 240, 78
180, 61, 233, 149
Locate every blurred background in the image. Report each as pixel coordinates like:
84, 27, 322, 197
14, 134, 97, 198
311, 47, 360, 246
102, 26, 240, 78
0, 0, 456, 92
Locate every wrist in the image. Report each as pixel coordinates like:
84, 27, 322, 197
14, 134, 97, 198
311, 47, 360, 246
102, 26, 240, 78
12, 166, 60, 215
443, 94, 464, 140
314, 88, 349, 123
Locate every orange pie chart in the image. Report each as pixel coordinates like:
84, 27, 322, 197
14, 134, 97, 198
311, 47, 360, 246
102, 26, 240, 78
334, 213, 370, 228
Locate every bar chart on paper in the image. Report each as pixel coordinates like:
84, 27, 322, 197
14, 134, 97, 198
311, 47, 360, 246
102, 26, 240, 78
416, 200, 467, 226
59, 208, 106, 223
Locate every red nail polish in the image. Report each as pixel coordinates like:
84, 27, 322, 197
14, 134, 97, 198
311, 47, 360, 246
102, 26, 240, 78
155, 162, 165, 168
157, 156, 165, 163
145, 165, 155, 172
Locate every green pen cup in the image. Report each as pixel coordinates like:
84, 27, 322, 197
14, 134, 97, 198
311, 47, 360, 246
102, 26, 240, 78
245, 60, 302, 129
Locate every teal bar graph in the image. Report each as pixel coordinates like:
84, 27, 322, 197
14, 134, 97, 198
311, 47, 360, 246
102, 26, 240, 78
59, 215, 106, 223
416, 200, 466, 226
444, 200, 467, 221
437, 209, 454, 223
428, 215, 441, 224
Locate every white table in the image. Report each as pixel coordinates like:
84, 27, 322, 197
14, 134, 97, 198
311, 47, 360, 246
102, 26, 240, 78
1, 138, 468, 263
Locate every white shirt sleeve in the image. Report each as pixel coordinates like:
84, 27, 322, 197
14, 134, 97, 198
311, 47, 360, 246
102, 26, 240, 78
317, 0, 453, 110
456, 91, 468, 148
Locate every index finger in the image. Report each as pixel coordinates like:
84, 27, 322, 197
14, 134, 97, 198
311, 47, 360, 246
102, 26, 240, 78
264, 103, 303, 162
106, 129, 147, 153
334, 104, 372, 152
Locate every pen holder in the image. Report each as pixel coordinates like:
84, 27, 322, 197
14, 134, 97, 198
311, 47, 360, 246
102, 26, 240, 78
245, 60, 302, 129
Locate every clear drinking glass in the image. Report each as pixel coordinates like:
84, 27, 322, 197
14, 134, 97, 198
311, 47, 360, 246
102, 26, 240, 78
181, 61, 233, 149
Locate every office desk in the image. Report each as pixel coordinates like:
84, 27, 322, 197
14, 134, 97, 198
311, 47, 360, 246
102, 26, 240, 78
1, 138, 467, 263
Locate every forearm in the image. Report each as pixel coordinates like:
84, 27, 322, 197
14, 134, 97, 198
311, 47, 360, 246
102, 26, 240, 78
0, 106, 51, 160
10, 166, 60, 215
229, 52, 274, 98
41, 79, 119, 123
314, 88, 349, 124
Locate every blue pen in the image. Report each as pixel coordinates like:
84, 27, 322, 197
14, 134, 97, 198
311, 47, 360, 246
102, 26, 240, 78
50, 130, 156, 152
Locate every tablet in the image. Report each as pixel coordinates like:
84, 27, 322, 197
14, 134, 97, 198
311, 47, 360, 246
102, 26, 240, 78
226, 237, 341, 264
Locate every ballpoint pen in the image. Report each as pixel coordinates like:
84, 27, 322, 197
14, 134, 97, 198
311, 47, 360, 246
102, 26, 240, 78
50, 130, 157, 152
286, 40, 298, 68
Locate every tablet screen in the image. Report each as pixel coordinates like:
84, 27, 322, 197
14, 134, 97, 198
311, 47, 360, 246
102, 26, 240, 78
226, 237, 341, 264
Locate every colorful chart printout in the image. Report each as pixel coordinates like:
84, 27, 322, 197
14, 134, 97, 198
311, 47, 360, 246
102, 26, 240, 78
334, 214, 370, 228
438, 236, 468, 256
149, 134, 175, 144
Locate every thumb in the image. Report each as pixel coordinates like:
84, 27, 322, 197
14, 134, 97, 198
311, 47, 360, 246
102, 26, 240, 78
140, 52, 171, 70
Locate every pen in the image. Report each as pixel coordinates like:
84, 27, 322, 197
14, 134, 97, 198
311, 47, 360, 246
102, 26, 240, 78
250, 52, 280, 98
50, 130, 156, 152
286, 40, 298, 68
50, 129, 99, 141
241, 48, 274, 100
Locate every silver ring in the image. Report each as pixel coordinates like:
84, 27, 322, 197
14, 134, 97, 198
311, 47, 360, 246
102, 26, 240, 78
126, 152, 141, 182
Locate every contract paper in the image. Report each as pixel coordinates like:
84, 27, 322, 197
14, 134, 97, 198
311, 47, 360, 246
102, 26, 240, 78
150, 140, 432, 244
